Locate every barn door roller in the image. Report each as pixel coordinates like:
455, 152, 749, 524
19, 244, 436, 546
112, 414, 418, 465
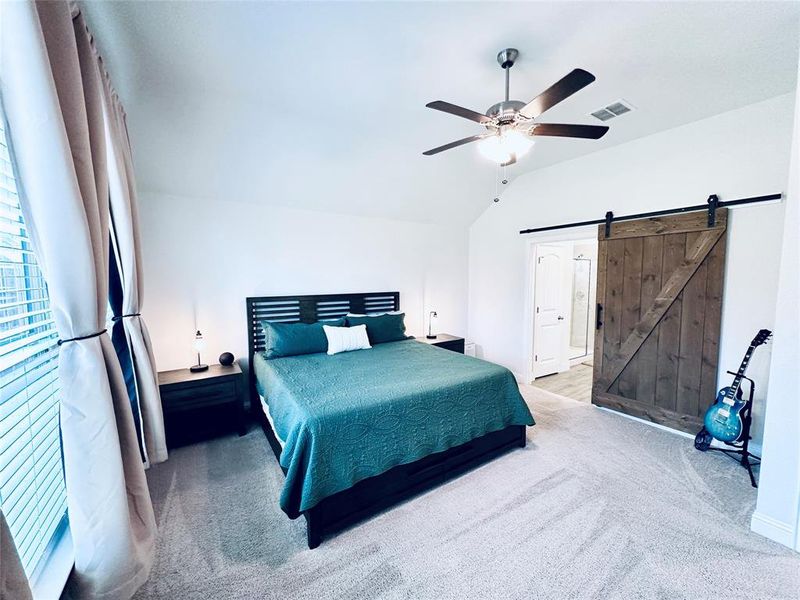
707, 194, 720, 227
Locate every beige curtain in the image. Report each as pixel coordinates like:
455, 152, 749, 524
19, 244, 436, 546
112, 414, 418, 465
0, 2, 155, 598
100, 61, 168, 466
0, 510, 32, 600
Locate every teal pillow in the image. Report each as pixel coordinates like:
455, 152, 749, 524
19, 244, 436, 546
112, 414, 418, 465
346, 313, 408, 345
261, 318, 345, 359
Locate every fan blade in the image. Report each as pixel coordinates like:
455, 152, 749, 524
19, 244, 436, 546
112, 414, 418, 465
500, 154, 516, 167
530, 123, 609, 139
426, 101, 493, 124
520, 69, 596, 119
423, 134, 488, 156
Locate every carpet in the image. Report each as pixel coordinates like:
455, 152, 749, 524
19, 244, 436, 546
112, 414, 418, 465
134, 386, 799, 600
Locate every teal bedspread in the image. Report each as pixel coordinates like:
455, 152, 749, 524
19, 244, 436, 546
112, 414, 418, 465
253, 339, 534, 517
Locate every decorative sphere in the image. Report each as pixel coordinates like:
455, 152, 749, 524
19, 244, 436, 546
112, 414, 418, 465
219, 352, 235, 366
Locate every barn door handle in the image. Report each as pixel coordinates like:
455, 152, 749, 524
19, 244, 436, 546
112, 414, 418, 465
596, 304, 604, 329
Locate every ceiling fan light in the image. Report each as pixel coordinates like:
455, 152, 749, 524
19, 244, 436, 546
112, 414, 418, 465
477, 136, 512, 164
477, 131, 534, 164
503, 130, 535, 157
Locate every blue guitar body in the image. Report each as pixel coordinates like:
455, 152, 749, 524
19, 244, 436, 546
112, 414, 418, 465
703, 386, 745, 443
699, 329, 771, 445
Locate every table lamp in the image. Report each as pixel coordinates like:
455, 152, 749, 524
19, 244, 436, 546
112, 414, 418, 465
190, 330, 209, 372
426, 311, 438, 340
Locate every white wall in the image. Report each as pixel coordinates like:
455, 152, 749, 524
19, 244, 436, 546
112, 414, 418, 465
468, 93, 796, 448
139, 193, 468, 371
751, 64, 800, 550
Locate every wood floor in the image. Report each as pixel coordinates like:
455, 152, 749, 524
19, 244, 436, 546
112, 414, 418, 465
532, 363, 593, 402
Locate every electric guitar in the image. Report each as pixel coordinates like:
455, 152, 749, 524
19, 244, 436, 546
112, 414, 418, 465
701, 329, 772, 443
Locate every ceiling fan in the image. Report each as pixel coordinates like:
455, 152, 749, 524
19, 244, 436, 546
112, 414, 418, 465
423, 48, 609, 166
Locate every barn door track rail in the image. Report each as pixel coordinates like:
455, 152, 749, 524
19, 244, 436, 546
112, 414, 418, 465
518, 193, 782, 237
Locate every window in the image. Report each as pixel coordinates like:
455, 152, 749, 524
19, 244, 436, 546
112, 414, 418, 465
0, 105, 68, 579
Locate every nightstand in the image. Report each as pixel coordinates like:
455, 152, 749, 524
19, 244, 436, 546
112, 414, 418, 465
158, 363, 246, 447
416, 333, 465, 354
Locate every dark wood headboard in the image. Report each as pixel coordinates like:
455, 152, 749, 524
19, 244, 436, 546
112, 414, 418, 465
245, 292, 400, 408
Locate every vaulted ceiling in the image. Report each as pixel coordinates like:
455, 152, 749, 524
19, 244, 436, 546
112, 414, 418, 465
83, 1, 799, 226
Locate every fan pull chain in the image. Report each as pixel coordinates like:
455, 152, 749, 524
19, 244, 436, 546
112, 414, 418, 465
493, 163, 500, 203
492, 162, 511, 204
494, 163, 508, 203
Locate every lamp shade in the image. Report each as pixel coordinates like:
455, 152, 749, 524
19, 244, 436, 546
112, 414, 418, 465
478, 130, 534, 164
193, 330, 205, 352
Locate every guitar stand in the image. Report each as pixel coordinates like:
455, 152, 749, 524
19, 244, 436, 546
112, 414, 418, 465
697, 373, 761, 488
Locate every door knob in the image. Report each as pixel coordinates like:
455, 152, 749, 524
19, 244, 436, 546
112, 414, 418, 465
557, 316, 565, 321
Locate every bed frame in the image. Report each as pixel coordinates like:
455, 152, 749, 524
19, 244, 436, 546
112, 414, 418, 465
246, 291, 527, 548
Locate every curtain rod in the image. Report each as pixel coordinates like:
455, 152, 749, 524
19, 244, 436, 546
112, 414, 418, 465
518, 193, 782, 235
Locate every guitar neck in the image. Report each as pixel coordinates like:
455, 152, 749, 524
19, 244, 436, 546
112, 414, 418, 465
728, 345, 756, 398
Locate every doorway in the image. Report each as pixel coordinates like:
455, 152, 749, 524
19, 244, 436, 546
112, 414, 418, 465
569, 242, 596, 363
530, 238, 597, 402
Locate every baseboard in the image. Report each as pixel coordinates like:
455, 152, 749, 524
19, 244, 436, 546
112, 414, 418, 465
751, 511, 796, 549
512, 371, 526, 384
595, 406, 697, 441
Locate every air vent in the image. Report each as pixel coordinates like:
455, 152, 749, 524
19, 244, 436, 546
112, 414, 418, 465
591, 108, 615, 121
591, 99, 634, 122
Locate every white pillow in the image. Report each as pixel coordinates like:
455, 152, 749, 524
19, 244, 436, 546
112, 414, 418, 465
323, 324, 371, 355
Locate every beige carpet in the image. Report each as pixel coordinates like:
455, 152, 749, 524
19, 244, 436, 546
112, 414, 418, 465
135, 386, 799, 600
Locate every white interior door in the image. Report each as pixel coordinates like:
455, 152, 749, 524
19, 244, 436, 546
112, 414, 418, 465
533, 244, 570, 378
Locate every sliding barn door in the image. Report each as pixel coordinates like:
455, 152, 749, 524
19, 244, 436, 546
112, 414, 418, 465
592, 209, 727, 433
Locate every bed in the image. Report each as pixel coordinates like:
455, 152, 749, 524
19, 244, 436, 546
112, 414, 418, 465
246, 292, 534, 548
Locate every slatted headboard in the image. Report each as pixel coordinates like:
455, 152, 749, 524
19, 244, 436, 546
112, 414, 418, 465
245, 292, 400, 409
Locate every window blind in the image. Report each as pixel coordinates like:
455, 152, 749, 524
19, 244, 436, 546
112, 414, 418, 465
0, 107, 68, 578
